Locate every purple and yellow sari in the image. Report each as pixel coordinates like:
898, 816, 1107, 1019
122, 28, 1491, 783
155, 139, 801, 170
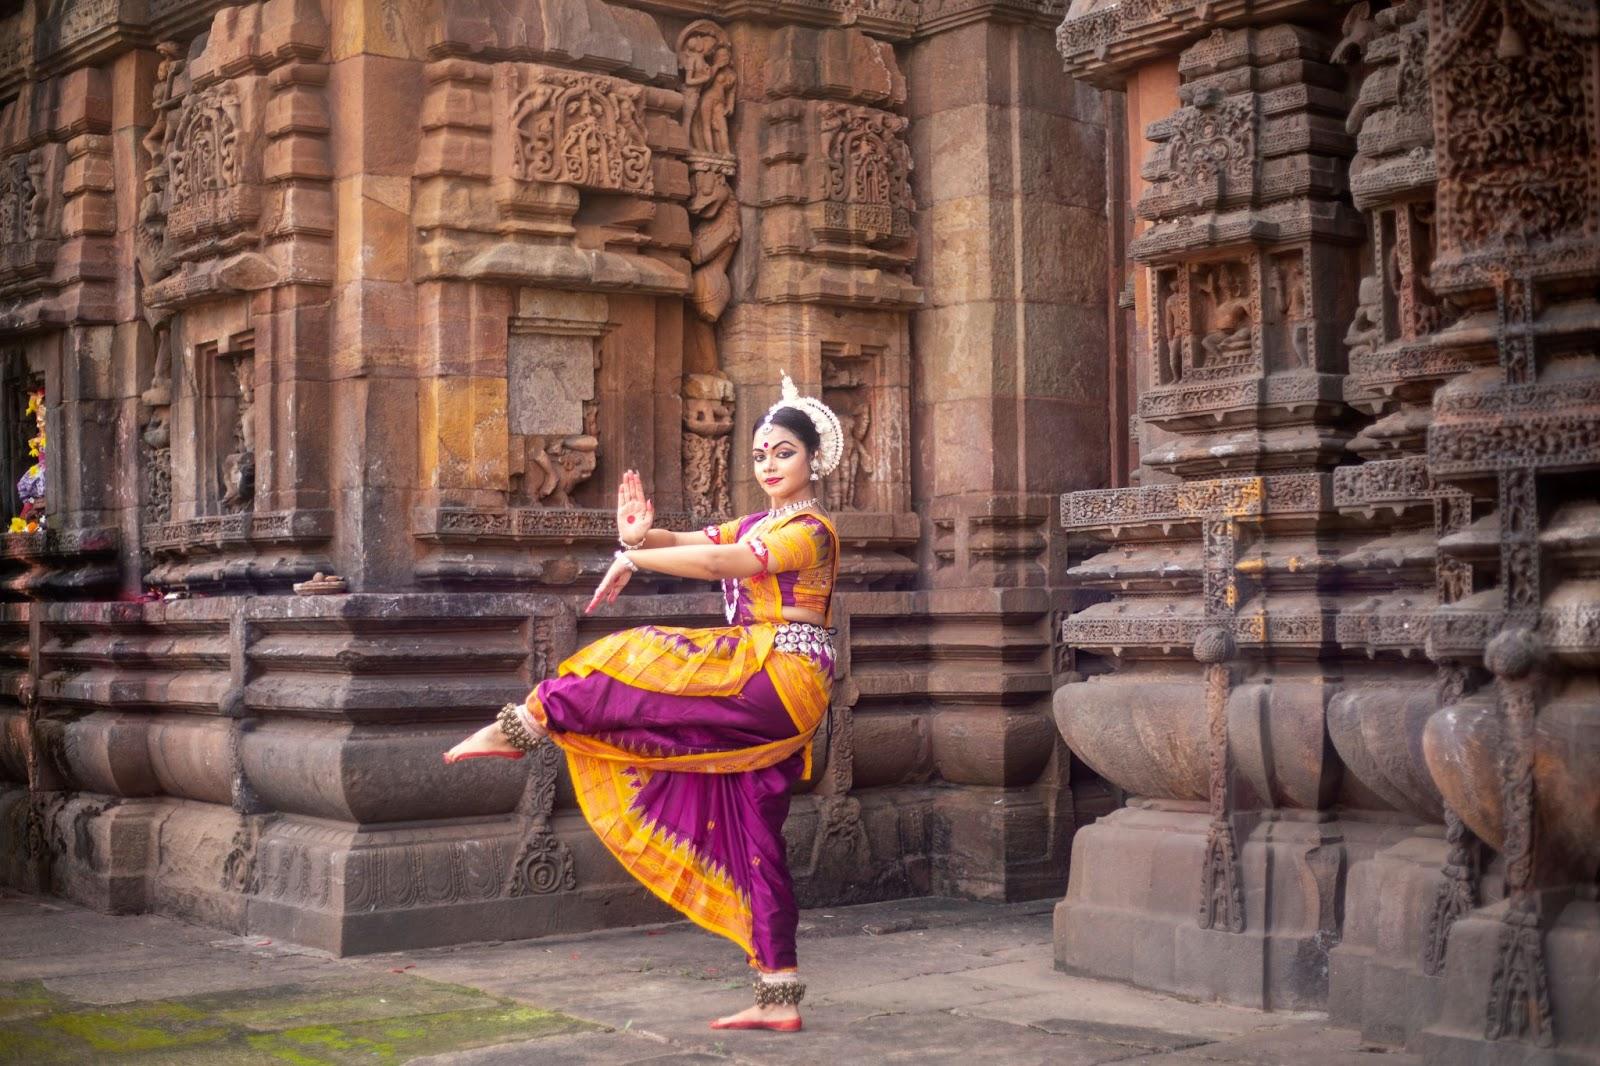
524, 508, 838, 970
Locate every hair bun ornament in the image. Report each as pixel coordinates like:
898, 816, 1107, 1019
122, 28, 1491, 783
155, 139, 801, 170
764, 371, 844, 477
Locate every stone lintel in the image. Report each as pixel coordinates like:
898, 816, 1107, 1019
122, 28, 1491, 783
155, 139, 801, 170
145, 508, 334, 554
414, 506, 708, 545
1055, 0, 1334, 88
916, 0, 1067, 39
1062, 472, 1331, 534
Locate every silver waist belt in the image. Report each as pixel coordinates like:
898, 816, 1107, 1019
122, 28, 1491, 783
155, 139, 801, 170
772, 622, 836, 661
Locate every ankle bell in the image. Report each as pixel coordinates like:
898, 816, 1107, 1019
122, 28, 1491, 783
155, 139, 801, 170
752, 974, 805, 1008
496, 702, 544, 752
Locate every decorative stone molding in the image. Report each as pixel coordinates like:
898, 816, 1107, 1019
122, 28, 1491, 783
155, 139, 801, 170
1055, 0, 1333, 84
754, 26, 921, 309
416, 507, 706, 545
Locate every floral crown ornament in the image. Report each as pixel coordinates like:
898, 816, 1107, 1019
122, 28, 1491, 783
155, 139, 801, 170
760, 371, 843, 477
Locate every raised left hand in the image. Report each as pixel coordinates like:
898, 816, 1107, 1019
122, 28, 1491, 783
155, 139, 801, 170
586, 554, 635, 613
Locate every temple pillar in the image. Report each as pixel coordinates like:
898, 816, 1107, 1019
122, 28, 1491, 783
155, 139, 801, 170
1052, 8, 1378, 1011
907, 4, 1108, 899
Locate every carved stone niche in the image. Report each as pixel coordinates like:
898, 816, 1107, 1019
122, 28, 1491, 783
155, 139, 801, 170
813, 337, 915, 586
1138, 248, 1354, 477
756, 98, 919, 307
755, 26, 920, 309
507, 294, 607, 511
0, 345, 99, 596
144, 319, 329, 592
0, 142, 63, 327
443, 60, 686, 296
822, 342, 888, 514
142, 29, 278, 310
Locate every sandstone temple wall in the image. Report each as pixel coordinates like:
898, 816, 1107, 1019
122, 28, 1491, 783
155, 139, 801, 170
0, 0, 1108, 957
1053, 2, 1600, 1064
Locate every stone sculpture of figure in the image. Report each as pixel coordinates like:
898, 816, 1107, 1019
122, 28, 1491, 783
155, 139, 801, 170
221, 357, 255, 511
1275, 256, 1309, 367
22, 152, 44, 241
542, 433, 598, 508
447, 375, 848, 1036
1196, 264, 1254, 365
826, 402, 872, 512
1160, 282, 1184, 383
689, 167, 740, 323
137, 41, 184, 286
678, 22, 735, 157
699, 59, 736, 156
1345, 275, 1384, 360
682, 372, 735, 517
679, 31, 715, 141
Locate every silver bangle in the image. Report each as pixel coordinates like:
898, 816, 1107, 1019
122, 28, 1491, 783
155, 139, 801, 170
613, 549, 639, 573
618, 533, 646, 550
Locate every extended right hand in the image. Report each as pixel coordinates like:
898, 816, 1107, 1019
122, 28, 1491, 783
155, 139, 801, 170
616, 469, 654, 545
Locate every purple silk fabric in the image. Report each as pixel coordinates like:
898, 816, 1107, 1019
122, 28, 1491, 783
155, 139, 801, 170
724, 511, 825, 623
536, 667, 804, 970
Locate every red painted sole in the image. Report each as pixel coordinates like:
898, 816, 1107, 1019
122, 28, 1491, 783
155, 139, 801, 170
708, 1017, 803, 1033
441, 750, 526, 765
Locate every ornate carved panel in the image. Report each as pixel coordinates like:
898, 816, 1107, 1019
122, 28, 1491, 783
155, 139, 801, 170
1428, 0, 1600, 289
818, 103, 914, 242
166, 81, 259, 245
502, 65, 654, 194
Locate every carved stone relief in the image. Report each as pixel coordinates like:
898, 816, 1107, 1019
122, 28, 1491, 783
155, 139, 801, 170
678, 20, 734, 158
136, 41, 185, 288
1429, 0, 1600, 289
0, 151, 46, 254
1193, 260, 1255, 371
503, 65, 653, 194
819, 103, 914, 242
687, 162, 739, 324
682, 372, 733, 519
166, 80, 257, 245
220, 352, 254, 513
509, 317, 603, 510
822, 348, 876, 512
507, 742, 576, 896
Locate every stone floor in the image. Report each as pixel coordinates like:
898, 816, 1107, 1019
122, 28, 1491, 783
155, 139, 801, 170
0, 888, 1419, 1065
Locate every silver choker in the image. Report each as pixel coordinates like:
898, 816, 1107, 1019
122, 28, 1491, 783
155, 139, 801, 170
765, 498, 818, 521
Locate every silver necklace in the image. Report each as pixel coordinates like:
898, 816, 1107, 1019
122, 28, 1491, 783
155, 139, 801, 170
765, 497, 818, 521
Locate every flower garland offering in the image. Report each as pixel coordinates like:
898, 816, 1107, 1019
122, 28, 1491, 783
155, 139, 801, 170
10, 389, 45, 534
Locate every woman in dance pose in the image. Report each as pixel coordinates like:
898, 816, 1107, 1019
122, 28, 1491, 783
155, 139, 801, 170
444, 375, 843, 1034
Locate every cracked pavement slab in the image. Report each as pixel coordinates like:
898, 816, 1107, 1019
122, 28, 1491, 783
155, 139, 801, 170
0, 889, 1419, 1065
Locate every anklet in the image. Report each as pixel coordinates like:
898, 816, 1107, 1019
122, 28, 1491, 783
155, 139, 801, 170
496, 702, 544, 752
752, 973, 805, 1007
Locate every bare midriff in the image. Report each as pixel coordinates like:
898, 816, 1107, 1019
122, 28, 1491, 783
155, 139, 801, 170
778, 608, 826, 627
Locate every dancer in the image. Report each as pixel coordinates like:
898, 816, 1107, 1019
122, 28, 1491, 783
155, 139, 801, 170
445, 374, 843, 1033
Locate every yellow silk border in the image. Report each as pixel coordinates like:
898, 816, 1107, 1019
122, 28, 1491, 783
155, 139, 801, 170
565, 744, 757, 959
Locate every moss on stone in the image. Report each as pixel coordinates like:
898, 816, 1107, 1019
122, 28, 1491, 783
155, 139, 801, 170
0, 980, 68, 1023
0, 974, 594, 1065
184, 978, 485, 1031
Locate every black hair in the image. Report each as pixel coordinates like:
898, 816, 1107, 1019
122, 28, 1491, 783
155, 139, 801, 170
754, 406, 820, 456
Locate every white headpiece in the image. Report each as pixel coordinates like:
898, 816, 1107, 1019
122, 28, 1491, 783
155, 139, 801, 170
760, 371, 843, 477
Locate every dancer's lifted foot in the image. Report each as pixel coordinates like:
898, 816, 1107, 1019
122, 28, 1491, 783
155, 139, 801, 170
443, 708, 544, 764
